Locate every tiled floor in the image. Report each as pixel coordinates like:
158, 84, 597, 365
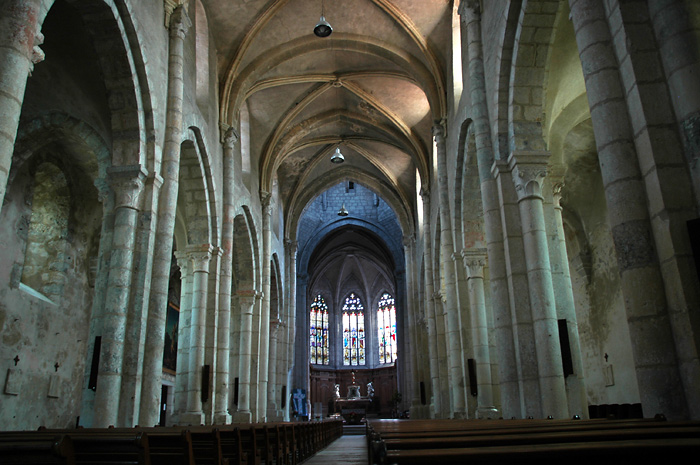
302, 434, 368, 465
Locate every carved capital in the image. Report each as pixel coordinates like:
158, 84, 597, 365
222, 126, 239, 149
169, 4, 192, 39
461, 248, 487, 279
30, 31, 45, 72
107, 165, 147, 210
402, 234, 415, 249
458, 0, 481, 22
508, 151, 550, 200
186, 244, 214, 272
432, 120, 447, 143
174, 250, 192, 278
260, 190, 274, 216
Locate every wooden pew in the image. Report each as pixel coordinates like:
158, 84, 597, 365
367, 418, 700, 465
0, 434, 75, 465
218, 427, 248, 465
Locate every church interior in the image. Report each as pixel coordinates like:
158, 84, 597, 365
1, 0, 700, 437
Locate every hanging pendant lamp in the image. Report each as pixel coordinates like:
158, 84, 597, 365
314, 1, 332, 37
330, 147, 345, 163
338, 203, 349, 216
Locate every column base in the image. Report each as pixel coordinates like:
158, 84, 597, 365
179, 412, 205, 426
452, 411, 468, 420
213, 412, 232, 425
475, 407, 500, 419
267, 409, 284, 422
233, 410, 252, 423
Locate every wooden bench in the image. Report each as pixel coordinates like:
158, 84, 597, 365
367, 418, 700, 465
0, 434, 75, 465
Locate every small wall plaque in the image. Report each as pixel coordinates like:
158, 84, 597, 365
48, 374, 60, 398
4, 368, 21, 396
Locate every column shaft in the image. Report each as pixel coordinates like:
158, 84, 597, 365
569, 0, 687, 419
233, 293, 256, 422
433, 124, 467, 418
0, 0, 43, 205
139, 5, 192, 426
93, 166, 146, 427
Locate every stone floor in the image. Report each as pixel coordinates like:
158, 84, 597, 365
302, 434, 369, 465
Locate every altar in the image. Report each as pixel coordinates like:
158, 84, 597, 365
333, 372, 374, 424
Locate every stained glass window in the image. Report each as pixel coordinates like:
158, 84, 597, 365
342, 293, 366, 366
309, 295, 329, 365
377, 293, 397, 364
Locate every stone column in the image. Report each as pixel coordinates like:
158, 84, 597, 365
462, 249, 498, 419
120, 171, 163, 426
649, 0, 700, 205
233, 291, 256, 422
267, 318, 281, 420
258, 192, 273, 421
403, 235, 422, 417
548, 175, 587, 418
180, 245, 212, 425
173, 251, 193, 421
420, 189, 441, 418
569, 0, 687, 420
509, 152, 568, 419
285, 239, 298, 420
460, 0, 517, 417
93, 165, 146, 427
139, 5, 191, 426
213, 127, 238, 424
0, 0, 44, 206
79, 185, 115, 427
433, 123, 468, 419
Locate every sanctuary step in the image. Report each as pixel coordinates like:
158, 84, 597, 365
343, 425, 366, 436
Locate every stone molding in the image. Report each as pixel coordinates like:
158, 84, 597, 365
169, 4, 191, 39
508, 151, 550, 200
185, 244, 214, 273
461, 249, 487, 279
107, 165, 148, 210
222, 125, 239, 148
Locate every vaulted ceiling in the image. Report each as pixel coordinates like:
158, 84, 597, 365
206, 0, 452, 226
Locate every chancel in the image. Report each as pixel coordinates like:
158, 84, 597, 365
1, 0, 700, 463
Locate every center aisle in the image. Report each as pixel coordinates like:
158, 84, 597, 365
302, 434, 368, 465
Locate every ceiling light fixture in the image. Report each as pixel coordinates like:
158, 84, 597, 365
314, 1, 332, 37
338, 203, 349, 216
330, 147, 344, 163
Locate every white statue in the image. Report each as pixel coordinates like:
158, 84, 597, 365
334, 383, 340, 398
367, 381, 375, 398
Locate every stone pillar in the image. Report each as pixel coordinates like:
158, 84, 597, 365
258, 192, 273, 421
267, 318, 281, 420
0, 0, 44, 206
93, 165, 147, 427
549, 176, 587, 418
285, 239, 298, 420
649, 0, 700, 205
569, 0, 687, 420
460, 0, 517, 417
179, 245, 212, 425
403, 235, 422, 417
462, 249, 499, 419
509, 152, 568, 419
173, 251, 193, 421
433, 123, 468, 419
139, 5, 191, 427
420, 189, 441, 418
79, 185, 115, 427
120, 171, 163, 426
233, 291, 256, 422
213, 127, 238, 424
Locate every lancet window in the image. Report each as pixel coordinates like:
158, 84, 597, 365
342, 293, 366, 366
309, 294, 329, 365
377, 293, 397, 364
